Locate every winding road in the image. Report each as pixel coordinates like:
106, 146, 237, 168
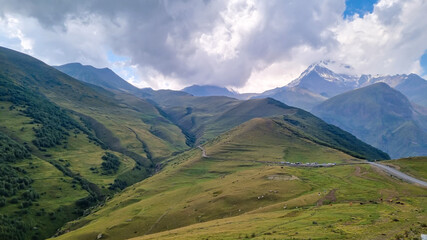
369, 162, 427, 188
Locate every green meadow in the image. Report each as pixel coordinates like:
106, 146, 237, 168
54, 118, 426, 240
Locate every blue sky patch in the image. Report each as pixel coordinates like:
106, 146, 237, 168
343, 0, 378, 19
107, 50, 128, 63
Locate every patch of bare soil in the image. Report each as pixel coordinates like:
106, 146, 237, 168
317, 189, 337, 206
354, 166, 362, 177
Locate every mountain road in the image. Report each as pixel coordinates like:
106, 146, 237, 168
369, 162, 427, 188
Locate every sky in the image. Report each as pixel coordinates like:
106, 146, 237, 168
0, 0, 426, 93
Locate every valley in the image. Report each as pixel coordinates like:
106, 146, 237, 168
0, 46, 425, 240
1, 1, 427, 240
53, 119, 426, 239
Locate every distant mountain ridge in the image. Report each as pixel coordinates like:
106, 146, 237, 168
54, 60, 387, 160
55, 61, 427, 110
54, 63, 140, 94
358, 73, 427, 107
54, 62, 191, 99
182, 85, 237, 98
313, 82, 427, 158
181, 84, 256, 100
54, 61, 427, 159
253, 86, 327, 111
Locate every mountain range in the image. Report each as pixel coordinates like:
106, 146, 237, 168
0, 46, 394, 239
1, 46, 426, 240
257, 60, 427, 110
56, 59, 427, 159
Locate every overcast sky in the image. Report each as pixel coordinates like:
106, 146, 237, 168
0, 0, 426, 93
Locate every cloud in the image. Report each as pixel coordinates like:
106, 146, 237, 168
332, 0, 427, 75
0, 0, 425, 92
0, 12, 112, 68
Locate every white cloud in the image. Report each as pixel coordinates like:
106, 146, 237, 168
0, 15, 33, 53
238, 45, 329, 93
0, 12, 114, 68
0, 0, 425, 92
198, 0, 261, 61
331, 0, 427, 76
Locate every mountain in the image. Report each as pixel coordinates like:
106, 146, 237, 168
181, 84, 256, 100
146, 91, 388, 159
253, 86, 327, 111
5, 47, 426, 240
0, 46, 188, 239
313, 82, 427, 158
287, 61, 359, 98
394, 74, 427, 107
57, 62, 387, 159
182, 85, 237, 98
54, 63, 140, 94
54, 65, 319, 145
255, 61, 358, 109
53, 109, 400, 240
55, 62, 196, 102
358, 73, 427, 107
54, 63, 314, 145
257, 61, 427, 111
151, 95, 296, 145
285, 60, 427, 106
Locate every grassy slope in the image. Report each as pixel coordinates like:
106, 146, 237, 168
200, 98, 297, 142
42, 79, 188, 161
0, 102, 90, 239
279, 109, 389, 160
152, 95, 240, 144
0, 46, 187, 162
0, 94, 131, 188
0, 46, 186, 238
153, 94, 388, 161
53, 118, 421, 240
134, 199, 426, 240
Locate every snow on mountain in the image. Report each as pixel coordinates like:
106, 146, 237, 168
286, 61, 359, 97
288, 60, 359, 88
357, 74, 408, 87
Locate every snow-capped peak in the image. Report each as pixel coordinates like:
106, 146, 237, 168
287, 60, 359, 87
316, 60, 356, 76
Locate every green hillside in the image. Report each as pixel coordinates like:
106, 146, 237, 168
54, 61, 388, 161
0, 81, 95, 239
0, 47, 188, 159
0, 46, 188, 239
53, 117, 423, 240
313, 82, 427, 158
0, 47, 402, 240
151, 93, 388, 160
